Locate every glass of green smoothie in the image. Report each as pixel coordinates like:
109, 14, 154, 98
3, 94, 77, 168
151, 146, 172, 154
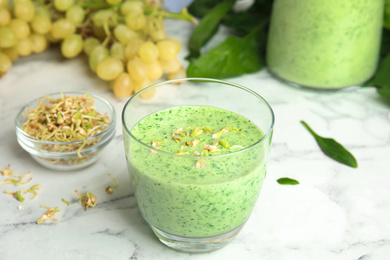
266, 0, 384, 89
122, 78, 274, 252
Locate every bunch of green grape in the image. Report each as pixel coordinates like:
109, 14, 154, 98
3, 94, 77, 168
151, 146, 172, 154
0, 0, 51, 77
0, 0, 194, 98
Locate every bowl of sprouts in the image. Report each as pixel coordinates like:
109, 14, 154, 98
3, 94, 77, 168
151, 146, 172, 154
15, 91, 116, 171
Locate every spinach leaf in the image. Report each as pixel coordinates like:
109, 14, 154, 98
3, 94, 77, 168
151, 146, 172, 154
300, 121, 358, 168
187, 0, 224, 18
187, 0, 235, 60
277, 178, 300, 185
222, 0, 273, 36
363, 29, 390, 100
187, 23, 265, 79
371, 53, 390, 98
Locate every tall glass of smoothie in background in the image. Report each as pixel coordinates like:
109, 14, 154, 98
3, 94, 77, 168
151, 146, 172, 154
266, 0, 384, 89
122, 78, 274, 252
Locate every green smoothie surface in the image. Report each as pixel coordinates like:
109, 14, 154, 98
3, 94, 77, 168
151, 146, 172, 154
126, 105, 270, 237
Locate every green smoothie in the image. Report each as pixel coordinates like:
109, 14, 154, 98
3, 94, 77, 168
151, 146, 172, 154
126, 106, 270, 237
266, 0, 384, 89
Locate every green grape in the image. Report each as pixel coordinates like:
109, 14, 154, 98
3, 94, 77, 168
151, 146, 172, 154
110, 42, 124, 60
89, 45, 109, 72
92, 9, 117, 27
15, 38, 32, 56
61, 34, 83, 58
66, 5, 85, 25
0, 52, 12, 74
30, 33, 48, 53
149, 27, 166, 42
124, 38, 143, 61
127, 56, 148, 82
50, 19, 76, 39
120, 1, 144, 16
168, 38, 182, 53
113, 24, 138, 45
134, 77, 155, 99
13, 1, 35, 22
144, 0, 162, 12
0, 7, 11, 26
83, 37, 100, 56
157, 39, 179, 61
110, 72, 134, 98
0, 27, 17, 48
96, 57, 124, 81
92, 25, 107, 40
146, 60, 162, 79
168, 66, 186, 81
106, 0, 122, 5
9, 19, 30, 40
125, 12, 146, 31
2, 46, 19, 60
54, 0, 74, 12
30, 16, 52, 35
34, 6, 51, 17
160, 57, 180, 73
46, 32, 61, 44
138, 41, 159, 63
0, 0, 8, 7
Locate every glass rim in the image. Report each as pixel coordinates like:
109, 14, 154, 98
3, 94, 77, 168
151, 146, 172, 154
15, 91, 117, 145
122, 77, 275, 158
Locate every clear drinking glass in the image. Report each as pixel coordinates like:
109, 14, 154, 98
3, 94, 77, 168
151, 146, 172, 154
266, 0, 384, 89
122, 78, 274, 252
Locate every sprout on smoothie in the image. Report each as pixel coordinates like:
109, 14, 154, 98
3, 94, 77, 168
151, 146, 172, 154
172, 136, 182, 143
151, 140, 165, 152
203, 144, 219, 153
212, 126, 242, 139
212, 130, 223, 139
37, 205, 60, 224
149, 146, 161, 154
190, 126, 203, 137
220, 139, 231, 149
202, 126, 214, 133
175, 150, 190, 155
190, 139, 201, 147
179, 140, 191, 150
151, 140, 165, 147
223, 127, 242, 135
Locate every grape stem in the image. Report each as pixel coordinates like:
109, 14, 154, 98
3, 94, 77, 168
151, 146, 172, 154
79, 2, 116, 9
160, 8, 198, 25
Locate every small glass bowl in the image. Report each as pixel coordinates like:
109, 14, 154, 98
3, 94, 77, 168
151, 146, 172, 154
15, 91, 116, 171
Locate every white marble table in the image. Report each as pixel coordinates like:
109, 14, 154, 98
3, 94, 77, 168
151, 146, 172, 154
1, 18, 390, 260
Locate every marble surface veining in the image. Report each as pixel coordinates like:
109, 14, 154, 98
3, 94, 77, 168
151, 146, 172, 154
0, 16, 390, 260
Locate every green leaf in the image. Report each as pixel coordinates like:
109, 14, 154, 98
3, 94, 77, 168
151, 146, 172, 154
368, 52, 390, 98
187, 25, 264, 79
300, 121, 358, 168
187, 0, 223, 18
187, 0, 235, 59
222, 0, 273, 36
384, 0, 390, 29
277, 178, 300, 185
363, 29, 390, 100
